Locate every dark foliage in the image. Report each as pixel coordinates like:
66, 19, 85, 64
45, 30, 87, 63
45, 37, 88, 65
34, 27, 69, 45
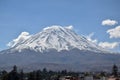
0, 65, 79, 80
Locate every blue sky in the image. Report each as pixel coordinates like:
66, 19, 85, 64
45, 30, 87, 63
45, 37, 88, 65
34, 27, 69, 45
0, 0, 120, 52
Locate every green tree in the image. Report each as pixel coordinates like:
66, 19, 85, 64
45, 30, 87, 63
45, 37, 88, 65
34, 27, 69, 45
0, 70, 8, 80
36, 70, 41, 80
20, 70, 24, 80
8, 65, 20, 80
112, 64, 118, 77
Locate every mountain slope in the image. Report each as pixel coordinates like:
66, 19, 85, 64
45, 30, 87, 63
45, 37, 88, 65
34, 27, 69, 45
0, 49, 120, 72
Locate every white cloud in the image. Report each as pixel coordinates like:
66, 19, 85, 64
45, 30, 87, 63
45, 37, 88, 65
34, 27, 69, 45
86, 33, 119, 50
65, 25, 73, 30
98, 42, 119, 49
7, 32, 31, 47
102, 19, 118, 26
86, 32, 98, 44
107, 26, 120, 38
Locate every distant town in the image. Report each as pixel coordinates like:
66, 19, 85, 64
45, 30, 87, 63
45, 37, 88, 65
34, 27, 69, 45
0, 64, 119, 80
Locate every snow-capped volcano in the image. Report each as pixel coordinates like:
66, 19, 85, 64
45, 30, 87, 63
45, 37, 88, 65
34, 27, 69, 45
10, 25, 105, 53
0, 25, 120, 72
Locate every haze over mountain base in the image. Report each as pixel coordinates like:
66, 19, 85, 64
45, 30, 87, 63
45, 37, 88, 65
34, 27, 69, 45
0, 48, 120, 72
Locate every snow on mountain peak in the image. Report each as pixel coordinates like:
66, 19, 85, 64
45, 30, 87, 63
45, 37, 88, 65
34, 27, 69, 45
8, 25, 106, 53
43, 25, 73, 31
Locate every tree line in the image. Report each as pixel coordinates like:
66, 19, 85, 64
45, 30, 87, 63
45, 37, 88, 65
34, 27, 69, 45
0, 65, 79, 80
0, 64, 119, 80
